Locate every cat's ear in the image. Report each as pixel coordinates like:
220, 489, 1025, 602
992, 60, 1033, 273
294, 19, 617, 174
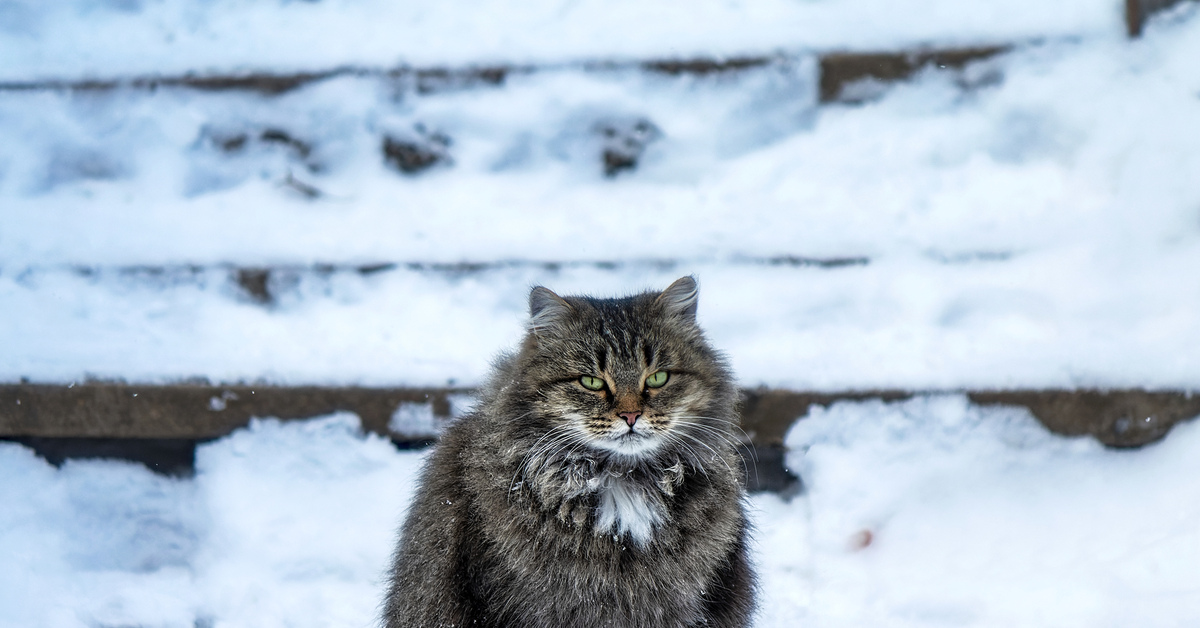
529, 286, 573, 333
655, 275, 699, 322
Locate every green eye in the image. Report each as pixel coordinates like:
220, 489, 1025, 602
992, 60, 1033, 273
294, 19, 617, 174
646, 371, 669, 388
580, 375, 605, 391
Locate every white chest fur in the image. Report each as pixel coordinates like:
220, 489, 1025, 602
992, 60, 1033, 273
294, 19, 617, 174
594, 477, 664, 546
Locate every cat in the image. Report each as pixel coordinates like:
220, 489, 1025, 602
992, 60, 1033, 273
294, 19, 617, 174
383, 276, 756, 628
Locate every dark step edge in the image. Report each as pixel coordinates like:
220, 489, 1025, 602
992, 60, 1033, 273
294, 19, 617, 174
817, 45, 1009, 103
29, 255, 871, 276
4, 384, 1198, 494
8, 258, 873, 306
1126, 0, 1196, 37
738, 387, 1200, 448
0, 45, 1017, 101
5, 383, 1196, 447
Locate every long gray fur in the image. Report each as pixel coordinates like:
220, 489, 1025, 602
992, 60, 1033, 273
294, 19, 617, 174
383, 276, 756, 627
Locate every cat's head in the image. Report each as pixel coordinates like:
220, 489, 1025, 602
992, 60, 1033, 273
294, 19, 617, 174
512, 276, 736, 464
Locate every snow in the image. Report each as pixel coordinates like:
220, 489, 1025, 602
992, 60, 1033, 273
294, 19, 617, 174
779, 395, 1200, 625
4, 400, 1200, 627
1, 0, 1121, 81
5, 7, 1200, 389
388, 401, 439, 439
5, 3, 1200, 626
0, 414, 423, 628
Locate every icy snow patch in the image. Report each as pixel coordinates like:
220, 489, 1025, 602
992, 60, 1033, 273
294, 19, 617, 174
389, 402, 438, 439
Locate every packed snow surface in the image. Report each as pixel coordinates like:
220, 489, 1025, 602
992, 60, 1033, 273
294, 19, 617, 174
4, 6, 1200, 389
3, 398, 1199, 627
0, 0, 1121, 81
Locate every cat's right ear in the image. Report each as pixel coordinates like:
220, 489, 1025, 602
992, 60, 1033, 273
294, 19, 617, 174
655, 275, 699, 323
528, 286, 573, 334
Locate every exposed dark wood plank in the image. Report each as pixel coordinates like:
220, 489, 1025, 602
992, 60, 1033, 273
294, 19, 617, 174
0, 383, 462, 440
738, 387, 1200, 449
2, 436, 200, 476
818, 45, 1009, 103
1, 45, 1011, 103
1126, 0, 1195, 37
0, 65, 517, 96
4, 383, 1198, 449
641, 56, 773, 76
969, 390, 1200, 448
4, 384, 1197, 492
737, 388, 912, 445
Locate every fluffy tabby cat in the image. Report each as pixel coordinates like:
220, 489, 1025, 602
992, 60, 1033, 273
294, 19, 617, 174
383, 276, 756, 628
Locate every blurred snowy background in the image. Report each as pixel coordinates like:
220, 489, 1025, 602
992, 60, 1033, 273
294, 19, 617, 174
3, 0, 1200, 626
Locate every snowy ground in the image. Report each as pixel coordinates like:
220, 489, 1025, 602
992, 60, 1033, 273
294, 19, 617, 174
5, 2, 1200, 626
4, 398, 1200, 627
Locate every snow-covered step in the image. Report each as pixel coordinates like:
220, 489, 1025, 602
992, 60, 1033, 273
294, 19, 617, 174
5, 13, 1200, 392
0, 0, 1123, 82
5, 255, 1200, 390
6, 21, 1200, 269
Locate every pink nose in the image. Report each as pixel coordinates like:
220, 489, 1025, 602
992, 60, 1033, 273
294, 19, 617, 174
619, 412, 641, 427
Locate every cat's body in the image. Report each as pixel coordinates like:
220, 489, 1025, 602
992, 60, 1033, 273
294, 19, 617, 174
384, 277, 756, 628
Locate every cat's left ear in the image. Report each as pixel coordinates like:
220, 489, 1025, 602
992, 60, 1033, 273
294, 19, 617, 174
529, 286, 573, 333
655, 275, 699, 323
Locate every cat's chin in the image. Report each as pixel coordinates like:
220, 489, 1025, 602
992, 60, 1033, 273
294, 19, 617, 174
590, 433, 663, 458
